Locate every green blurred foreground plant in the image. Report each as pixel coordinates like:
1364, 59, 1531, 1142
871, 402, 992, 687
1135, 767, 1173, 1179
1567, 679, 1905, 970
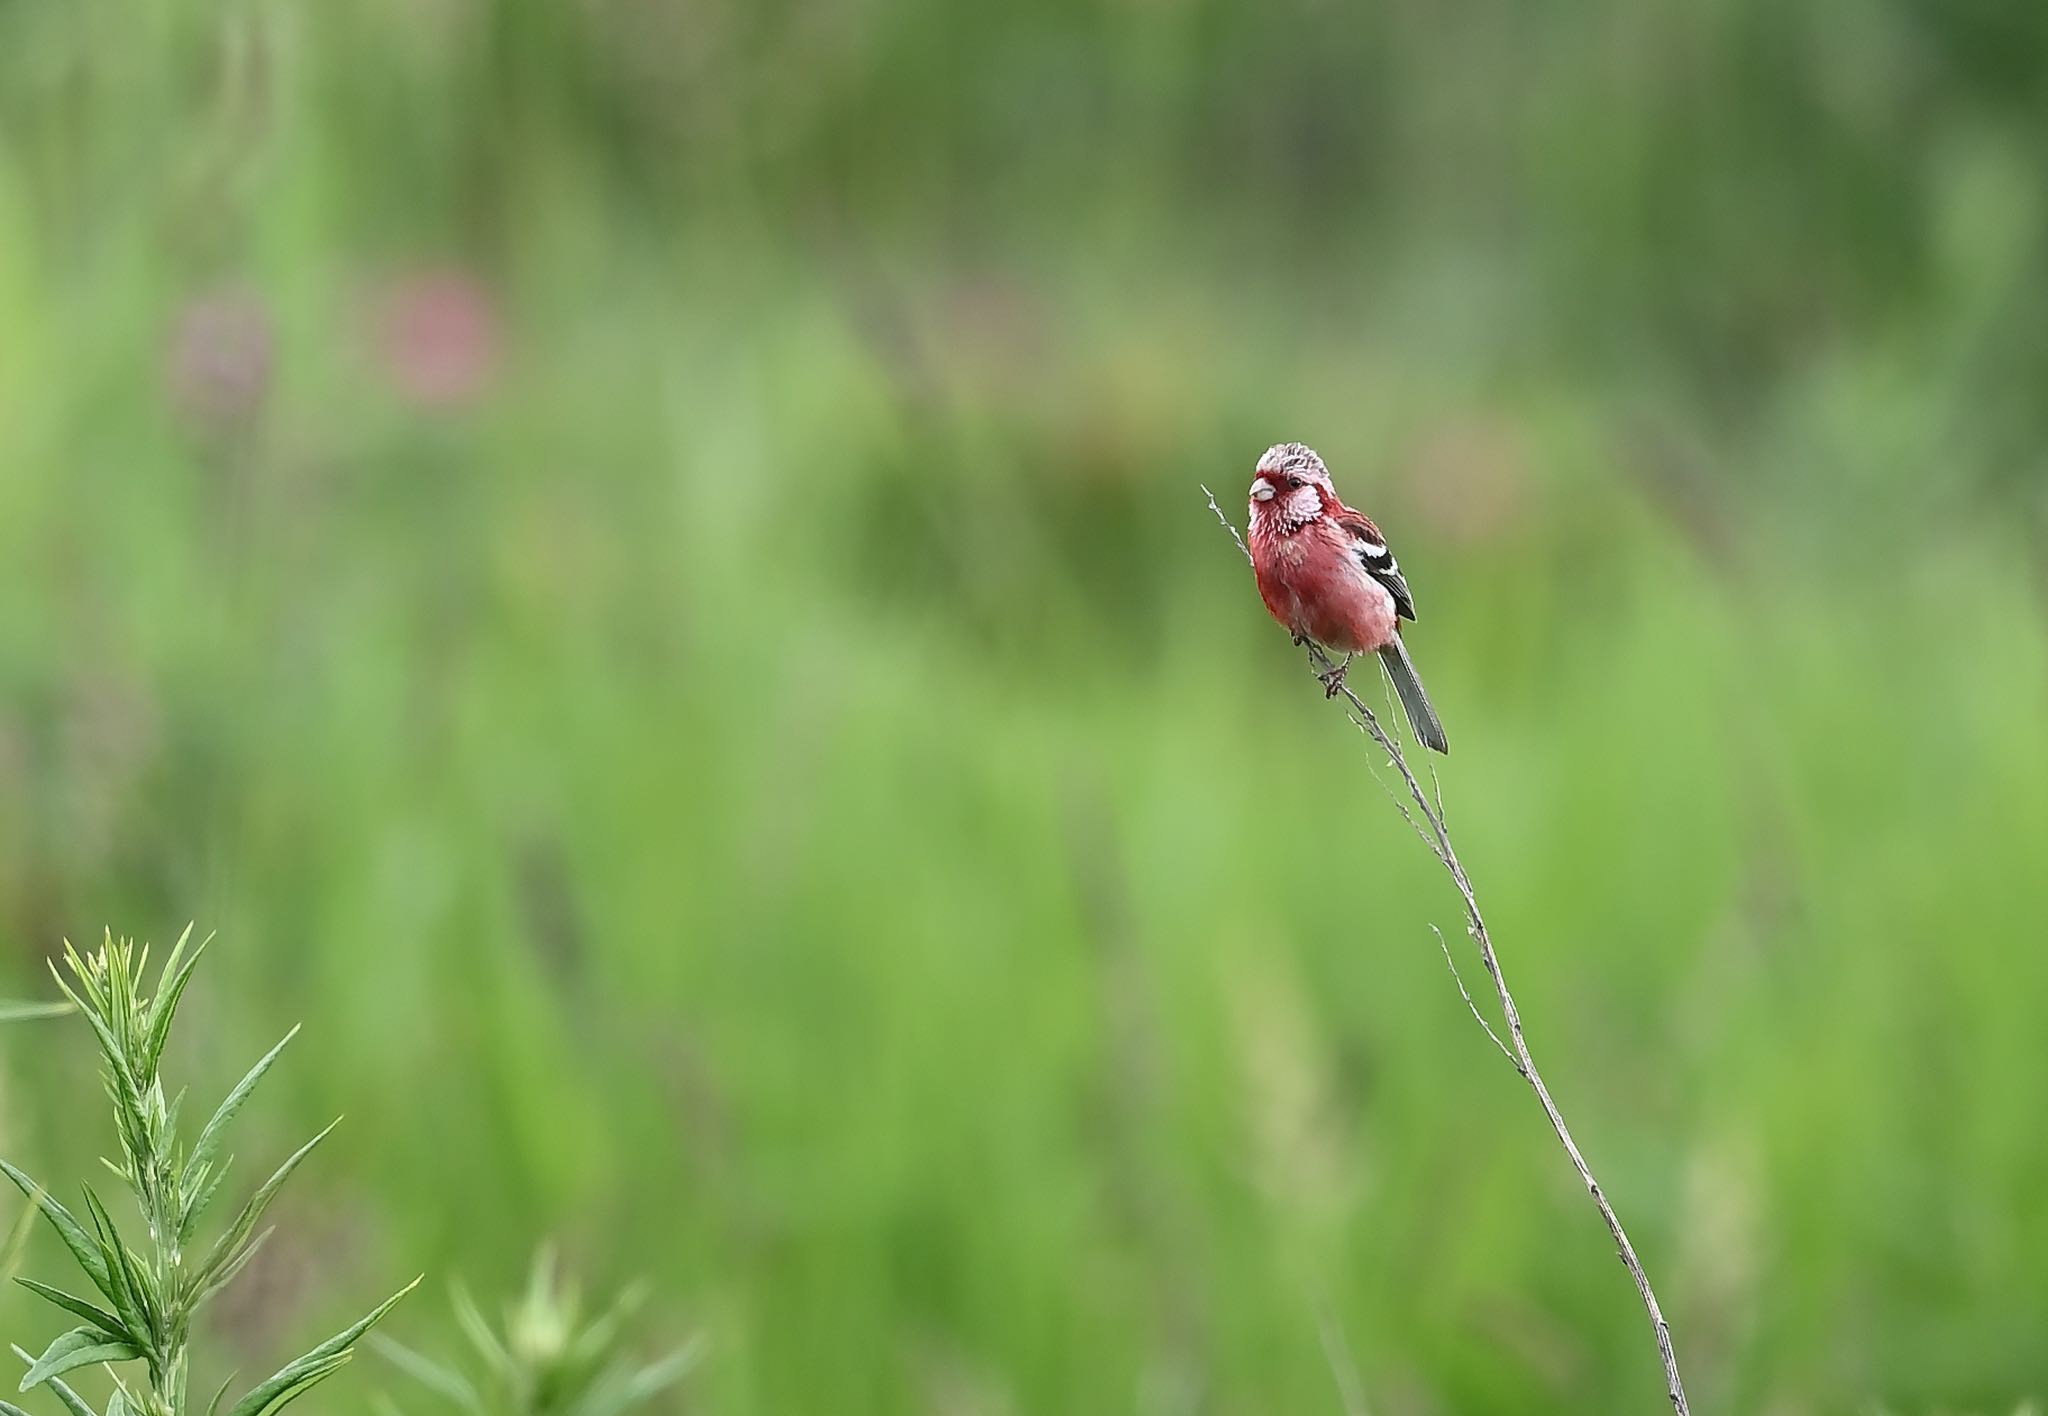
0, 1004, 69, 1024
374, 1248, 699, 1416
1, 929, 416, 1416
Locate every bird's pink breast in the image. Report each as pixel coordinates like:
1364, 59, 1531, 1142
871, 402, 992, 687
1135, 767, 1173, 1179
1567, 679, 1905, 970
1253, 519, 1398, 654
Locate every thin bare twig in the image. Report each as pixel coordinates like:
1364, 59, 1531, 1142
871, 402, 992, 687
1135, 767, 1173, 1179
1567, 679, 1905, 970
1429, 924, 1517, 1069
1204, 487, 1691, 1414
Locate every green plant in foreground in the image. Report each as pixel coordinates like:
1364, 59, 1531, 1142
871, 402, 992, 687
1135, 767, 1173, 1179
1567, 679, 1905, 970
0, 1004, 70, 1024
374, 1248, 699, 1416
1, 929, 417, 1416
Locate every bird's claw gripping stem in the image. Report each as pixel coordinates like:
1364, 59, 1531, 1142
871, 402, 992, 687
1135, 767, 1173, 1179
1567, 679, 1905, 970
1318, 656, 1351, 698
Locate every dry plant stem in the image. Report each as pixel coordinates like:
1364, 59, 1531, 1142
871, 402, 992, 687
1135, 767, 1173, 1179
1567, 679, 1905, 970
1203, 489, 1691, 1415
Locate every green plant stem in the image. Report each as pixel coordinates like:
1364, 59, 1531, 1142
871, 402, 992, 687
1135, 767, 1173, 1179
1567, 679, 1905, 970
9, 931, 410, 1416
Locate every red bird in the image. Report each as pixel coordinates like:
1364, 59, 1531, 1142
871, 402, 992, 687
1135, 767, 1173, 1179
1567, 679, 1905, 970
1246, 442, 1449, 754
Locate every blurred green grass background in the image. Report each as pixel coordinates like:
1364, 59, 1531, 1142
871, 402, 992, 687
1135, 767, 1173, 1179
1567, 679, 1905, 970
3, 1, 2048, 1411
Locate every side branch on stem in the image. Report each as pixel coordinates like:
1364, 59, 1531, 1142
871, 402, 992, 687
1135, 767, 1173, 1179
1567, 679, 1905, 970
1203, 487, 1691, 1415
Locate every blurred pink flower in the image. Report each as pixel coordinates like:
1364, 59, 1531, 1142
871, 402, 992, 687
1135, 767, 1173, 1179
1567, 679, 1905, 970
374, 269, 500, 407
165, 288, 274, 425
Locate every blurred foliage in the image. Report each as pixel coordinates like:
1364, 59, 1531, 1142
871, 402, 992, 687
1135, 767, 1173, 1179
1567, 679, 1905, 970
374, 1248, 699, 1416
0, 1, 2045, 1413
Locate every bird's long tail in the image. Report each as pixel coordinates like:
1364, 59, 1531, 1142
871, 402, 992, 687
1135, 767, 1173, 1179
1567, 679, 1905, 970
1377, 637, 1449, 755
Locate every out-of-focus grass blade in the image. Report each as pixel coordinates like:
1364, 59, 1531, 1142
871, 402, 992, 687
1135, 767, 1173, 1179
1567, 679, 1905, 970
0, 1196, 39, 1284
370, 1334, 483, 1412
575, 1338, 706, 1416
450, 1282, 512, 1378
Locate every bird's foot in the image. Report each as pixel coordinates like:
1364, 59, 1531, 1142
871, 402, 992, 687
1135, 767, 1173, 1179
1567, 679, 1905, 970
1291, 630, 1309, 647
1318, 656, 1352, 698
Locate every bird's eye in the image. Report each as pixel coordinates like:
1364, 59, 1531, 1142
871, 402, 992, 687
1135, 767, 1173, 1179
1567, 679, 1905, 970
1286, 475, 1304, 489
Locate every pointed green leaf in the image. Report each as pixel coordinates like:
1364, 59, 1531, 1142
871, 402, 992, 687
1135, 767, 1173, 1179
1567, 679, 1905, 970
141, 925, 207, 1075
0, 1162, 112, 1297
0, 1401, 40, 1416
54, 940, 105, 1008
48, 963, 126, 1080
47, 954, 92, 1019
0, 1001, 70, 1022
14, 1278, 126, 1339
152, 923, 194, 995
190, 1028, 300, 1182
206, 1372, 236, 1416
77, 1186, 153, 1338
193, 1121, 335, 1292
46, 1376, 100, 1416
10, 1346, 100, 1416
225, 1354, 350, 1416
20, 1326, 143, 1391
223, 1276, 420, 1416
190, 1226, 272, 1313
181, 1157, 232, 1242
106, 1389, 133, 1416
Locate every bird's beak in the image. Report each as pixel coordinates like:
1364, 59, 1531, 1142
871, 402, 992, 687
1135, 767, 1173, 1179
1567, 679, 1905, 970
1250, 477, 1276, 502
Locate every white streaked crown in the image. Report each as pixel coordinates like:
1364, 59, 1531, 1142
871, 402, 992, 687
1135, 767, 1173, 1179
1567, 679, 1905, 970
1255, 442, 1329, 482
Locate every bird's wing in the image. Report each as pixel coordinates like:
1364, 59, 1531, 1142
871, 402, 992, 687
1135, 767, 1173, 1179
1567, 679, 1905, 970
1333, 508, 1416, 621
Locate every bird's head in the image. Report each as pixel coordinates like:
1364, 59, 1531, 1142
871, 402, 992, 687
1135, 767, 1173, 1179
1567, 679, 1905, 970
1249, 442, 1330, 531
